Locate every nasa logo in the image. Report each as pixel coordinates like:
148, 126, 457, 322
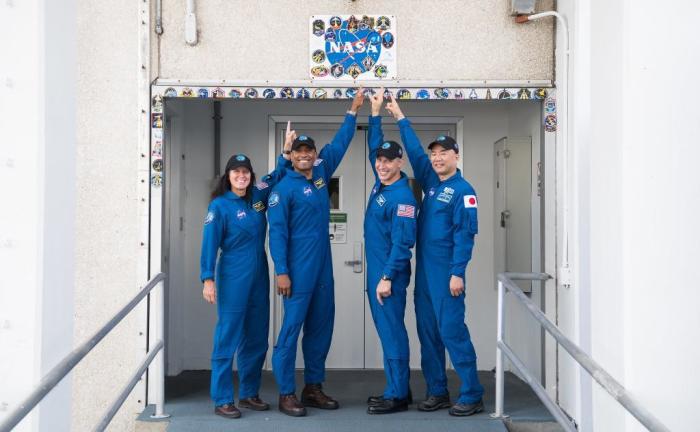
237, 209, 247, 220
236, 155, 246, 161
303, 186, 313, 196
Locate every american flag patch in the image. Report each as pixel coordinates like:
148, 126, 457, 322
397, 204, 415, 218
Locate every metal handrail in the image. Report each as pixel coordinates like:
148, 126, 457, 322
492, 272, 671, 432
0, 273, 168, 432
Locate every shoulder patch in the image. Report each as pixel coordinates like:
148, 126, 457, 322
314, 177, 326, 189
376, 194, 386, 207
313, 158, 324, 166
464, 195, 478, 208
255, 181, 269, 190
204, 211, 215, 225
397, 204, 415, 218
268, 192, 280, 207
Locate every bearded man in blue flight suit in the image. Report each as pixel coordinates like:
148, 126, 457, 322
267, 91, 365, 417
363, 89, 417, 415
384, 96, 485, 417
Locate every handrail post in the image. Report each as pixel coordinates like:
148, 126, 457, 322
491, 279, 508, 419
150, 279, 170, 419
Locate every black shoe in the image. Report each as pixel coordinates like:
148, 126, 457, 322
367, 398, 409, 414
448, 399, 484, 417
417, 394, 451, 412
367, 388, 413, 406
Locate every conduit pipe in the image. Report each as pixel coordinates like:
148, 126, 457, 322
516, 11, 571, 286
185, 0, 198, 45
155, 0, 163, 35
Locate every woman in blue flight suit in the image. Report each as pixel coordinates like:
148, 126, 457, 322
199, 135, 292, 419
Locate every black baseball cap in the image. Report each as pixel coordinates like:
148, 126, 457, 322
428, 135, 459, 153
225, 153, 253, 172
292, 135, 316, 151
376, 141, 404, 160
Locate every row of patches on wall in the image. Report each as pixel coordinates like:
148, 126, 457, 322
158, 87, 550, 100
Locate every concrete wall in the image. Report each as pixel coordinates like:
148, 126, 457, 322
156, 0, 554, 81
72, 1, 145, 430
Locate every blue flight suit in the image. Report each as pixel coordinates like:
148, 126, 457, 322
364, 115, 417, 400
200, 155, 290, 407
398, 118, 485, 404
267, 113, 357, 395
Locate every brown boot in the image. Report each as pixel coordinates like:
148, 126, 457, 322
301, 383, 339, 410
214, 403, 241, 419
278, 394, 307, 417
238, 396, 270, 411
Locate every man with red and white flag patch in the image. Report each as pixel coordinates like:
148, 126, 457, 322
385, 96, 484, 417
362, 89, 417, 415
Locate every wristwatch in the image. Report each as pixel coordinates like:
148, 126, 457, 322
381, 275, 392, 281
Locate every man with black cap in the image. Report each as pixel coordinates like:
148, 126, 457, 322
267, 90, 365, 417
384, 96, 485, 417
363, 89, 417, 414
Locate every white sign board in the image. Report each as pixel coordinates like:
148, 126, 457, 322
309, 15, 396, 81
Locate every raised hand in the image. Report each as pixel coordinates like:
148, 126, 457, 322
350, 86, 365, 113
284, 121, 296, 158
385, 95, 405, 121
370, 87, 384, 116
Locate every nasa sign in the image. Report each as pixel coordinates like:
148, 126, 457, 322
309, 15, 396, 81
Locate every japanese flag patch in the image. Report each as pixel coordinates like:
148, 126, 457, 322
397, 204, 415, 218
464, 195, 478, 208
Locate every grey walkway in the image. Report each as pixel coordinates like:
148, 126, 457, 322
139, 370, 554, 431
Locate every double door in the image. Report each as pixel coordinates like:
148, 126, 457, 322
273, 120, 454, 369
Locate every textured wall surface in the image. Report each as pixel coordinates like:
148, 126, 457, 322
157, 0, 554, 81
73, 1, 143, 431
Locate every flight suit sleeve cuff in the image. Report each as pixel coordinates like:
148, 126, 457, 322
450, 268, 466, 280
397, 118, 411, 128
200, 272, 215, 282
381, 269, 396, 280
275, 266, 289, 276
369, 115, 382, 125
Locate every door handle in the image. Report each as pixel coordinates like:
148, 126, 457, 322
346, 241, 363, 274
500, 210, 511, 228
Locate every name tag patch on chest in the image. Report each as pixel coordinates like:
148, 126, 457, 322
437, 191, 453, 203
376, 194, 386, 206
314, 178, 326, 189
237, 209, 247, 220
253, 201, 266, 212
303, 186, 313, 196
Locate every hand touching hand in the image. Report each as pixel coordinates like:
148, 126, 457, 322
350, 87, 365, 113
370, 87, 384, 116
385, 95, 405, 121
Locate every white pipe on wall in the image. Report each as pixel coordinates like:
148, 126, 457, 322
185, 0, 197, 45
520, 11, 571, 285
